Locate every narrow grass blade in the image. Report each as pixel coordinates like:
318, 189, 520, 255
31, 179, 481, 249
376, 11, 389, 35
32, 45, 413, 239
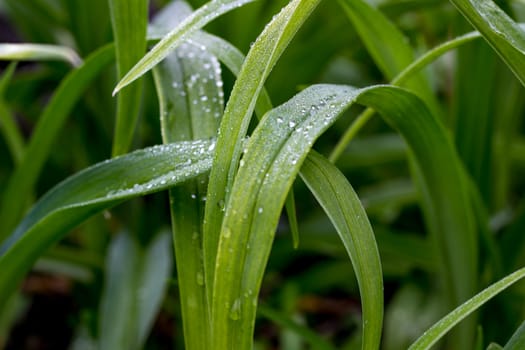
109, 0, 148, 156
258, 304, 337, 350
204, 0, 322, 304
408, 267, 525, 350
0, 43, 82, 66
300, 150, 383, 350
358, 87, 477, 316
0, 139, 215, 310
212, 83, 473, 349
0, 62, 24, 164
99, 231, 172, 350
113, 0, 258, 95
449, 0, 525, 86
0, 45, 115, 241
338, 0, 439, 117
452, 32, 496, 203
504, 320, 525, 349
152, 2, 224, 347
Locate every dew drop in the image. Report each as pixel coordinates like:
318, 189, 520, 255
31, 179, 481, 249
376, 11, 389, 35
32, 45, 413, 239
196, 272, 204, 286
229, 299, 241, 321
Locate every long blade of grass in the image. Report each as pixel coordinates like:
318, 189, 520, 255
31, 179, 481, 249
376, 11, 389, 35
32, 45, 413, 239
504, 320, 525, 349
0, 43, 82, 66
449, 0, 525, 86
152, 2, 223, 347
212, 83, 473, 349
204, 0, 322, 305
408, 267, 525, 350
99, 231, 172, 350
0, 62, 24, 164
452, 24, 496, 203
258, 304, 337, 350
0, 139, 214, 310
300, 150, 383, 350
109, 0, 148, 156
113, 0, 258, 95
337, 0, 439, 117
0, 44, 115, 242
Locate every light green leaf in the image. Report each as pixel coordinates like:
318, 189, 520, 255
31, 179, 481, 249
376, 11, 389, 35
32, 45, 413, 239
203, 0, 322, 304
212, 83, 472, 350
0, 139, 214, 310
99, 231, 172, 350
450, 0, 525, 86
300, 150, 383, 350
0, 62, 24, 165
113, 0, 258, 95
504, 320, 525, 349
109, 0, 148, 156
152, 2, 224, 347
0, 43, 82, 66
409, 266, 525, 350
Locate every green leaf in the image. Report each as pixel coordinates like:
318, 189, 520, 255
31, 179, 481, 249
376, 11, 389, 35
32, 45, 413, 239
152, 2, 224, 348
0, 44, 115, 242
338, 0, 439, 116
109, 0, 148, 156
449, 0, 525, 86
0, 43, 82, 66
0, 139, 214, 310
212, 83, 473, 350
504, 320, 525, 350
0, 62, 24, 165
300, 150, 383, 350
408, 267, 525, 350
113, 0, 258, 95
99, 231, 172, 350
258, 304, 337, 350
203, 0, 322, 305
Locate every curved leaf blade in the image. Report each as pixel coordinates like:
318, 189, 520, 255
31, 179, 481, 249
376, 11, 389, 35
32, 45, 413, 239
204, 0, 322, 304
0, 43, 82, 66
0, 44, 115, 241
450, 0, 525, 86
300, 150, 383, 350
409, 267, 525, 350
213, 82, 473, 349
152, 2, 225, 347
113, 0, 258, 95
0, 139, 215, 309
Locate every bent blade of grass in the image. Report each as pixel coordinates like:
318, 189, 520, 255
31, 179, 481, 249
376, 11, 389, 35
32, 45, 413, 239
0, 43, 82, 66
113, 0, 258, 95
300, 150, 383, 350
204, 0, 322, 304
109, 0, 148, 156
213, 83, 472, 349
449, 0, 525, 86
408, 267, 525, 350
0, 139, 215, 310
0, 44, 115, 242
152, 2, 224, 347
99, 231, 172, 350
